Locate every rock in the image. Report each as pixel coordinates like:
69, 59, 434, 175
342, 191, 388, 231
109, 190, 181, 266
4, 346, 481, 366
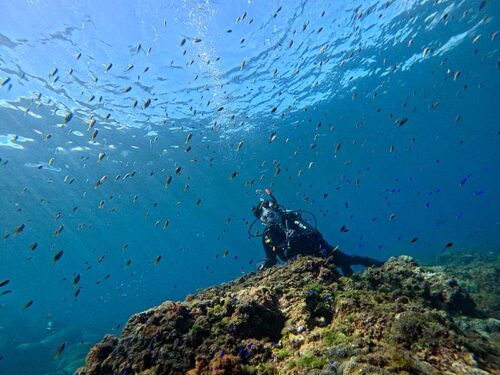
76, 255, 499, 375
431, 249, 500, 319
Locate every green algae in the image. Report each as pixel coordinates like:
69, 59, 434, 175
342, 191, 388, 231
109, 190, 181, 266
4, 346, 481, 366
294, 351, 328, 370
321, 329, 347, 346
275, 348, 290, 359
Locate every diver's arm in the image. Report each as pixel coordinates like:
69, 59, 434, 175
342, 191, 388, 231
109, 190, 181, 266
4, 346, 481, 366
266, 189, 278, 204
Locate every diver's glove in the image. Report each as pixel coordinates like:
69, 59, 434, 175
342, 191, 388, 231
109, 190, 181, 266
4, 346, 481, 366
257, 259, 274, 271
257, 262, 266, 271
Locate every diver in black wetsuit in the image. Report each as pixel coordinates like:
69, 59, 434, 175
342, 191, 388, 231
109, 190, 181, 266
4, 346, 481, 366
249, 189, 384, 275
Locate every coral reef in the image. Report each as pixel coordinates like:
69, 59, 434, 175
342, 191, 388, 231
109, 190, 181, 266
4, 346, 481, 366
76, 255, 499, 374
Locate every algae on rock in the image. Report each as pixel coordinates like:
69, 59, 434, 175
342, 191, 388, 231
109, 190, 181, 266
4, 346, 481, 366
77, 255, 499, 375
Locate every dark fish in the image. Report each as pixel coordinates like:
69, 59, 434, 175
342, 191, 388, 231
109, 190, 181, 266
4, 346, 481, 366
13, 224, 25, 236
54, 342, 66, 359
410, 237, 418, 243
1, 290, 12, 296
54, 225, 64, 236
445, 242, 453, 248
53, 250, 64, 263
335, 142, 342, 154
153, 255, 162, 265
396, 117, 408, 127
64, 112, 73, 124
90, 129, 98, 142
73, 274, 80, 286
143, 98, 151, 109
0, 280, 9, 288
1, 77, 11, 87
340, 225, 349, 233
23, 299, 34, 310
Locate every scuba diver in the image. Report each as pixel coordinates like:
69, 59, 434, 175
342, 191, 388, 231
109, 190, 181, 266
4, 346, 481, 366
249, 189, 384, 275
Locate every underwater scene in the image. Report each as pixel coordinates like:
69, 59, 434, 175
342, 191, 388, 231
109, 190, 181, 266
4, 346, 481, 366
0, 0, 499, 374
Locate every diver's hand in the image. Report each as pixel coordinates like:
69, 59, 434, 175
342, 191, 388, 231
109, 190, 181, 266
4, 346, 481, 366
257, 259, 274, 271
257, 262, 267, 271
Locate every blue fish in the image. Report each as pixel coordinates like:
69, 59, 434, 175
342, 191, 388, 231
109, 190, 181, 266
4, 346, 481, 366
460, 175, 470, 186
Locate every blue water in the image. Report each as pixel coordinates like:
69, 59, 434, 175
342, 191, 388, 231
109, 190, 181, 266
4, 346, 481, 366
0, 0, 499, 373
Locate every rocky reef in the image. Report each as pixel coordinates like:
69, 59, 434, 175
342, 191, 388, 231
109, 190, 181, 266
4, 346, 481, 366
430, 249, 500, 320
76, 255, 499, 374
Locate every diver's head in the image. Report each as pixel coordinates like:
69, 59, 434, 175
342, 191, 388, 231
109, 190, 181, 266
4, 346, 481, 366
252, 200, 280, 226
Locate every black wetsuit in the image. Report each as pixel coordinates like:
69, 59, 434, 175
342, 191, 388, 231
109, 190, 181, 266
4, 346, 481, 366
260, 210, 383, 275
